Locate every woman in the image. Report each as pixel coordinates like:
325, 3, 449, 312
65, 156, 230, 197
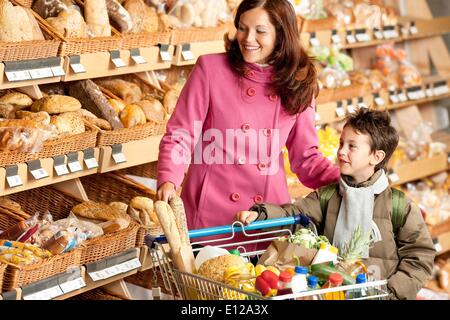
157, 0, 339, 232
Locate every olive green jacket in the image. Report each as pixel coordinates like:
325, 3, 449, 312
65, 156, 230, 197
255, 173, 435, 300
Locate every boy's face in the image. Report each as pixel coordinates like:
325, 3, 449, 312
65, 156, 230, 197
337, 126, 384, 183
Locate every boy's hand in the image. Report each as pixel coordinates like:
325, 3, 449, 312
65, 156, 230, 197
235, 211, 258, 225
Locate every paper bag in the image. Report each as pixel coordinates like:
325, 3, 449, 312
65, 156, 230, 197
258, 240, 318, 270
172, 245, 196, 273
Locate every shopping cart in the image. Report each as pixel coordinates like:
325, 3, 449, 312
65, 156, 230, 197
145, 215, 390, 300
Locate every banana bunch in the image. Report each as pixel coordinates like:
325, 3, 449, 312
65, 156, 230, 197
222, 263, 257, 299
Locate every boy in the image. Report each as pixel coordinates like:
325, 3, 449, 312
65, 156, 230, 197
236, 108, 435, 300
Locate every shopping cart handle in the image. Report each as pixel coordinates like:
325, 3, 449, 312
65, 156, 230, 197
149, 214, 304, 244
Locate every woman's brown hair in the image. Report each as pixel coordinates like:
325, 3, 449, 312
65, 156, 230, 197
225, 0, 318, 115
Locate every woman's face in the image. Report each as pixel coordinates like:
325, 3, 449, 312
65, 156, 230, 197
236, 7, 277, 64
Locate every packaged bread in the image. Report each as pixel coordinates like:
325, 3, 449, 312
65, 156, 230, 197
42, 230, 71, 255
84, 0, 112, 37
31, 95, 82, 114
99, 217, 129, 234
119, 104, 146, 128
0, 126, 53, 152
50, 111, 86, 136
0, 220, 29, 241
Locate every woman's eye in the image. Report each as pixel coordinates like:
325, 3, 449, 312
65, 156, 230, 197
238, 25, 246, 31
256, 29, 267, 34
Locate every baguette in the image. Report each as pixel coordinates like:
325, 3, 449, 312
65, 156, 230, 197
154, 201, 182, 254
72, 201, 131, 223
169, 195, 189, 246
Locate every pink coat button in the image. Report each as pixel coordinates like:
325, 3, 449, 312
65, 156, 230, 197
254, 195, 263, 204
241, 123, 251, 132
263, 128, 272, 136
269, 94, 277, 101
257, 162, 266, 171
247, 70, 255, 77
231, 193, 241, 202
238, 156, 246, 165
247, 87, 256, 97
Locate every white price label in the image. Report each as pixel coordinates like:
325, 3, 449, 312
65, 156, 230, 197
314, 112, 321, 121
84, 157, 98, 170
434, 85, 450, 96
390, 95, 399, 104
374, 97, 385, 106
131, 55, 147, 64
347, 105, 356, 114
331, 34, 341, 44
5, 70, 31, 82
6, 175, 23, 188
28, 68, 53, 79
383, 29, 398, 39
23, 286, 63, 301
51, 66, 65, 77
355, 33, 371, 42
410, 26, 418, 35
102, 266, 121, 279
112, 57, 126, 68
346, 34, 356, 44
181, 50, 194, 61
54, 164, 69, 176
309, 37, 320, 47
30, 168, 49, 180
426, 88, 435, 97
398, 93, 408, 102
68, 161, 82, 173
119, 258, 141, 273
160, 50, 172, 62
434, 241, 442, 253
336, 107, 346, 117
407, 91, 417, 100
388, 172, 400, 183
88, 270, 107, 281
59, 278, 86, 294
374, 30, 384, 40
112, 152, 127, 164
417, 90, 426, 99
358, 102, 368, 109
70, 63, 86, 74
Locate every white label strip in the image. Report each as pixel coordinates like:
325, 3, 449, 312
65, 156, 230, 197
5, 70, 31, 82
28, 68, 53, 79
54, 164, 69, 176
6, 175, 23, 188
51, 66, 65, 77
70, 63, 86, 74
112, 152, 127, 164
131, 55, 147, 65
68, 161, 83, 173
111, 57, 126, 68
331, 34, 341, 44
346, 34, 356, 44
390, 95, 399, 104
23, 285, 63, 300
355, 33, 371, 42
181, 50, 194, 61
310, 37, 321, 47
59, 277, 86, 294
374, 97, 385, 106
335, 107, 346, 117
84, 157, 98, 170
30, 168, 49, 180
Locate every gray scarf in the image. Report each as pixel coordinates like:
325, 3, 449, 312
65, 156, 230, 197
332, 170, 389, 258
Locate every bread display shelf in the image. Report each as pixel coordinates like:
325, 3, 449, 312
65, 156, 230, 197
0, 148, 100, 196
98, 134, 162, 173
62, 46, 174, 82
170, 23, 231, 46
172, 40, 226, 66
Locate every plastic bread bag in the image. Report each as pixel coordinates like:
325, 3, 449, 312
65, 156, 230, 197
166, 0, 230, 29
0, 213, 39, 242
55, 212, 104, 239
353, 3, 381, 30
0, 124, 56, 153
325, 0, 354, 28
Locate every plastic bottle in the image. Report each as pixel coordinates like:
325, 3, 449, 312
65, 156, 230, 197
323, 273, 345, 300
347, 273, 368, 299
291, 266, 309, 293
307, 275, 321, 300
277, 271, 293, 295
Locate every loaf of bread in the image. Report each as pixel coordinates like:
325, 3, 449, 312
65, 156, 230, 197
169, 195, 189, 246
24, 8, 45, 40
99, 217, 129, 234
136, 98, 165, 123
50, 111, 85, 136
197, 255, 245, 283
32, 0, 71, 19
154, 200, 182, 254
31, 95, 81, 114
124, 0, 159, 33
42, 231, 70, 254
68, 80, 123, 130
0, 104, 15, 119
72, 201, 131, 223
109, 201, 128, 215
0, 0, 34, 42
0, 118, 42, 128
84, 0, 111, 37
129, 196, 159, 227
97, 79, 142, 104
16, 111, 51, 125
163, 89, 179, 115
0, 220, 29, 241
119, 104, 146, 128
46, 7, 89, 38
106, 0, 132, 33
0, 92, 33, 109
108, 98, 127, 114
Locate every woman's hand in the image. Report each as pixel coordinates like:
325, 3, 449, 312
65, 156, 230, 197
157, 182, 176, 202
235, 211, 258, 225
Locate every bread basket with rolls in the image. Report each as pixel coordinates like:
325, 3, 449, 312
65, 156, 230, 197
79, 172, 163, 247
0, 0, 61, 62
0, 262, 6, 293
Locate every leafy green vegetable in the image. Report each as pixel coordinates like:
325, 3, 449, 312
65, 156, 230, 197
281, 228, 331, 249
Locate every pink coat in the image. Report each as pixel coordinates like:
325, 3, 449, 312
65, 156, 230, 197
157, 53, 339, 232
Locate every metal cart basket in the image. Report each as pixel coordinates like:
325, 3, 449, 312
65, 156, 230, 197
146, 215, 389, 300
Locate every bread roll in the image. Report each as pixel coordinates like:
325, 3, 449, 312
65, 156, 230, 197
31, 95, 82, 114
84, 0, 111, 37
99, 217, 130, 234
109, 201, 128, 214
46, 7, 89, 38
130, 196, 159, 226
72, 201, 131, 223
50, 111, 85, 136
108, 98, 126, 114
0, 104, 15, 119
197, 255, 245, 283
119, 104, 146, 128
136, 98, 165, 123
16, 111, 51, 125
97, 79, 142, 104
106, 0, 133, 33
124, 0, 159, 33
154, 201, 182, 254
0, 92, 33, 109
32, 0, 70, 19
163, 89, 179, 114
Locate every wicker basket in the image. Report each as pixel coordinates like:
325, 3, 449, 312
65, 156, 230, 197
14, 0, 32, 7
117, 161, 158, 180
170, 23, 232, 45
0, 263, 6, 293
0, 6, 61, 62
121, 31, 172, 50
6, 185, 138, 266
80, 173, 161, 248
0, 125, 98, 167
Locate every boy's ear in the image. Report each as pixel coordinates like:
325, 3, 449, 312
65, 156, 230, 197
370, 150, 386, 166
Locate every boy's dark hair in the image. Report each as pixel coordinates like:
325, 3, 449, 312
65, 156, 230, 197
344, 108, 399, 171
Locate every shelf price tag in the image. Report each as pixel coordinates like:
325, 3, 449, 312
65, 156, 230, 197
357, 97, 367, 109
433, 81, 450, 95
397, 90, 408, 102
409, 22, 418, 35
309, 32, 320, 47
118, 258, 141, 273
335, 101, 346, 117
5, 69, 31, 82
387, 170, 400, 184
51, 65, 65, 77
407, 87, 422, 100
111, 144, 127, 164
83, 148, 98, 170
28, 67, 53, 79
69, 55, 86, 73
181, 43, 194, 61
23, 285, 63, 300
88, 270, 106, 281
383, 26, 398, 39
347, 104, 356, 114
67, 152, 82, 173
346, 30, 356, 44
373, 93, 385, 106
110, 50, 126, 68
158, 44, 172, 62
130, 48, 147, 64
425, 85, 435, 98
373, 28, 384, 40
59, 277, 86, 294
53, 155, 69, 176
331, 29, 341, 44
5, 165, 23, 188
355, 29, 371, 42
389, 90, 399, 104
27, 159, 49, 180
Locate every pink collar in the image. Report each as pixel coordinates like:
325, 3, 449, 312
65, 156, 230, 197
243, 62, 275, 84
